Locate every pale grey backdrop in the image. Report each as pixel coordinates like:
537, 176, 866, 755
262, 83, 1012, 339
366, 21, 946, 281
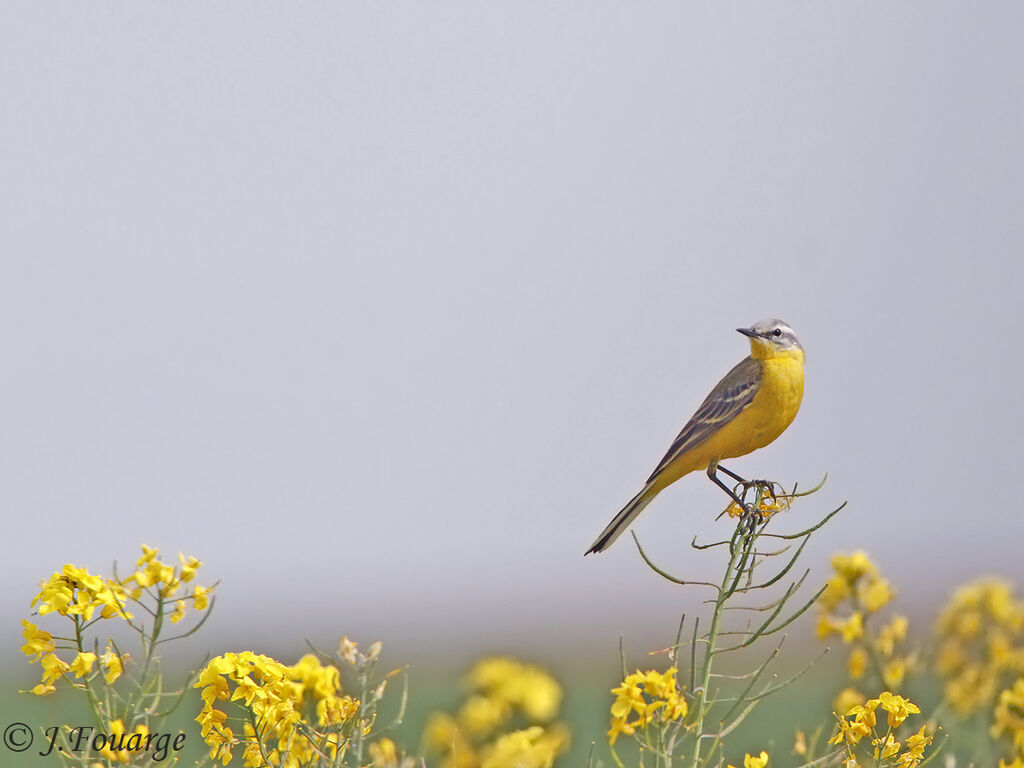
3, 3, 1023, 667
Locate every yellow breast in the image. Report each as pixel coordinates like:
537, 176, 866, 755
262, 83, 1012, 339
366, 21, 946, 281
676, 349, 804, 476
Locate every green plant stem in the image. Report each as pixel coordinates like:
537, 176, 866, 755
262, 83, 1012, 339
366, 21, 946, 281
688, 526, 746, 768
74, 617, 105, 726
125, 591, 165, 723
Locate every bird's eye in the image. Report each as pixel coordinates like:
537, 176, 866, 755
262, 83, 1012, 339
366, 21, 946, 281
772, 328, 783, 337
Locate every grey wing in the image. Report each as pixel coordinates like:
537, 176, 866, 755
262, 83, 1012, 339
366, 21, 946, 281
645, 356, 763, 483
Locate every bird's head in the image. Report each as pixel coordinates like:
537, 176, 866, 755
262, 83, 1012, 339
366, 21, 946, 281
737, 319, 804, 362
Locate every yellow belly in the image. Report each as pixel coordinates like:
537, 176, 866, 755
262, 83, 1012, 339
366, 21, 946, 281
656, 356, 804, 487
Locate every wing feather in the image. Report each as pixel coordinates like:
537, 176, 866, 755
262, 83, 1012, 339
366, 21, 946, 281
645, 357, 763, 483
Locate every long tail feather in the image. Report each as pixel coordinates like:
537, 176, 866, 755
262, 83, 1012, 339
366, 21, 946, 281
585, 483, 659, 554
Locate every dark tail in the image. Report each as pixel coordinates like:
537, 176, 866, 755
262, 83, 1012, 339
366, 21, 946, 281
585, 483, 659, 554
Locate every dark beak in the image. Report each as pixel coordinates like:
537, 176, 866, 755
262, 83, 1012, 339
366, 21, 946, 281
736, 327, 762, 339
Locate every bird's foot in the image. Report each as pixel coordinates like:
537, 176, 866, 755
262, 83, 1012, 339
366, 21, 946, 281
739, 505, 764, 536
741, 479, 777, 500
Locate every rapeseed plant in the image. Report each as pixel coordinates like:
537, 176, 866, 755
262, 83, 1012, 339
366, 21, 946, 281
605, 478, 844, 768
14, 490, 1024, 768
21, 545, 214, 764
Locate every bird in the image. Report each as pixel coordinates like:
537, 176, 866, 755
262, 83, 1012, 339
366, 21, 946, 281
585, 319, 805, 554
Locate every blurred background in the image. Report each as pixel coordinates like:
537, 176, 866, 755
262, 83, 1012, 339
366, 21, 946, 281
2, 1, 1023, 758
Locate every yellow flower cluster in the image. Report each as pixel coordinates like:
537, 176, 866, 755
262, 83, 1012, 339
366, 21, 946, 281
424, 657, 568, 768
936, 578, 1024, 716
195, 650, 360, 767
829, 692, 931, 768
131, 545, 212, 622
817, 551, 910, 691
465, 657, 563, 726
31, 546, 211, 625
32, 563, 133, 621
21, 546, 212, 697
726, 494, 790, 521
992, 677, 1024, 763
608, 667, 688, 744
21, 620, 123, 696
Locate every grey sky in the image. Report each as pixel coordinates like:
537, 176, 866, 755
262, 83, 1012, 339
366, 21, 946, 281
3, 4, 1023, 667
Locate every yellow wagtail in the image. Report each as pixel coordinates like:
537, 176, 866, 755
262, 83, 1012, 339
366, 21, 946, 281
586, 319, 805, 554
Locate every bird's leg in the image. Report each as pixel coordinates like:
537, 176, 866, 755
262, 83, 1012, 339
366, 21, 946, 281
707, 460, 752, 514
716, 464, 747, 484
709, 461, 765, 537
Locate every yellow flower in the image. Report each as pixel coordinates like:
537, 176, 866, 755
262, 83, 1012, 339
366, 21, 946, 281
830, 698, 879, 746
458, 695, 510, 737
607, 716, 634, 745
876, 616, 909, 656
872, 733, 900, 760
816, 614, 836, 640
848, 647, 867, 679
101, 647, 123, 683
424, 712, 468, 751
40, 653, 70, 685
468, 657, 563, 723
133, 556, 178, 596
992, 677, 1024, 752
896, 726, 932, 768
741, 751, 769, 768
877, 691, 920, 728
339, 636, 359, 664
793, 730, 807, 756
817, 613, 864, 643
288, 653, 358, 726
29, 683, 56, 696
170, 600, 187, 624
988, 629, 1018, 669
819, 575, 852, 612
179, 553, 202, 582
370, 737, 400, 768
833, 687, 865, 716
859, 578, 895, 613
20, 620, 54, 661
137, 544, 159, 567
367, 641, 383, 661
757, 496, 788, 518
883, 657, 908, 689
423, 712, 479, 768
831, 551, 877, 583
70, 652, 97, 678
842, 613, 865, 642
193, 584, 211, 611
